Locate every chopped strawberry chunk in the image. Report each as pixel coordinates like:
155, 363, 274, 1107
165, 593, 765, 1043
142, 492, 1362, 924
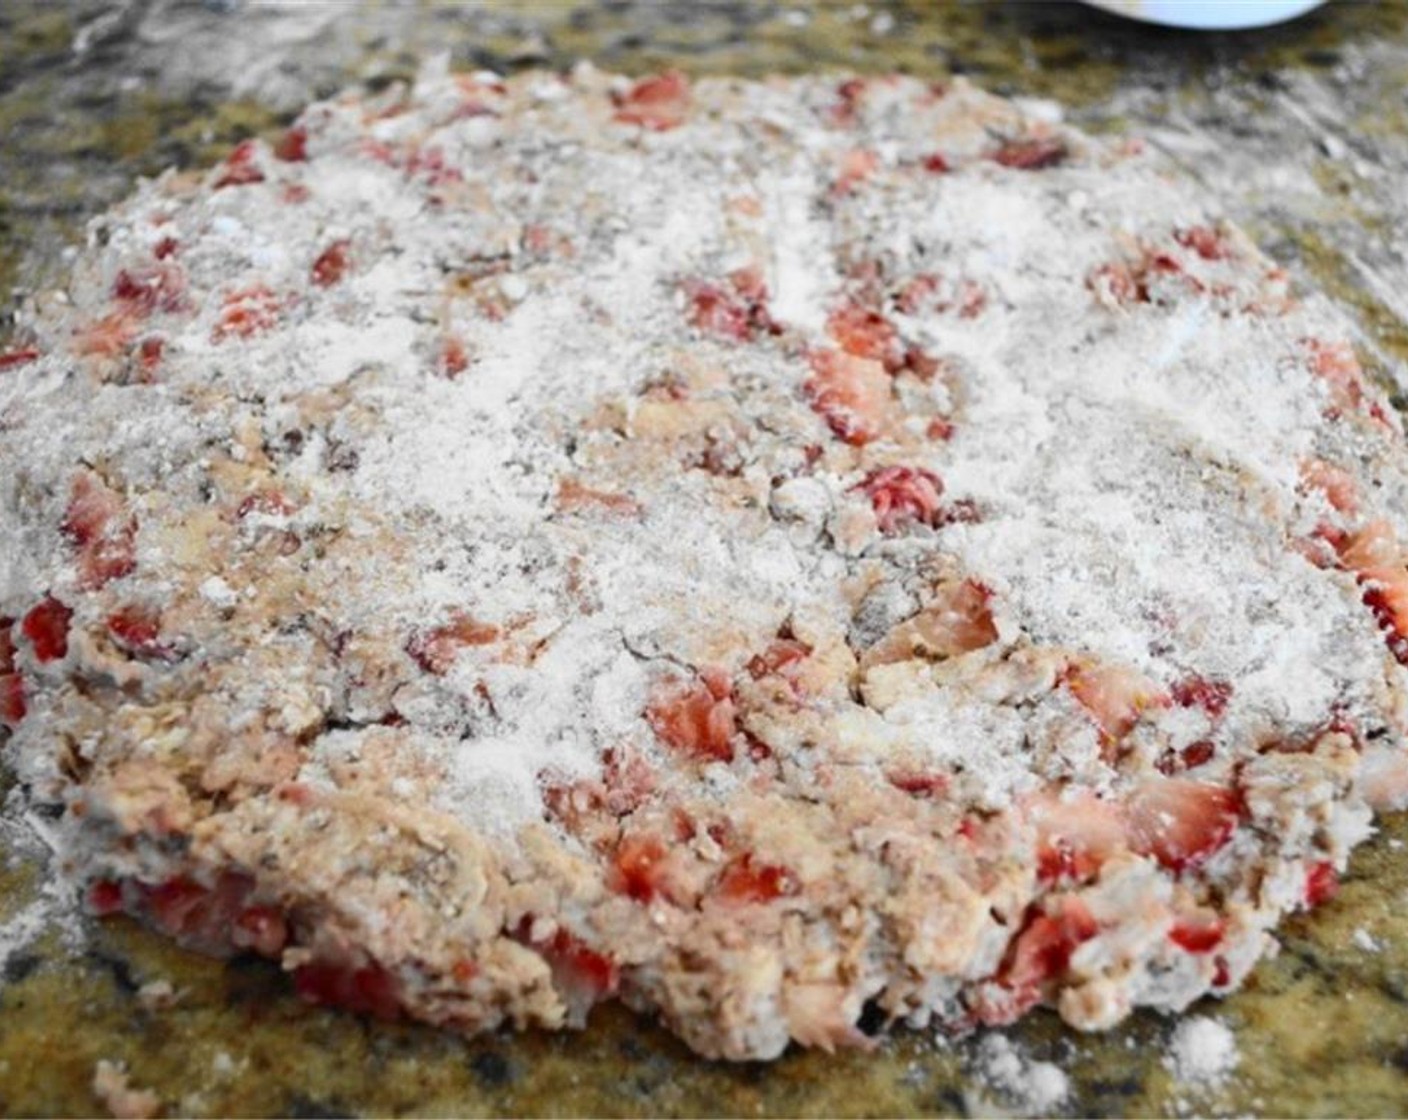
1168, 916, 1225, 953
611, 834, 671, 903
1027, 789, 1125, 886
1087, 261, 1143, 308
1125, 778, 1240, 874
274, 125, 309, 162
441, 335, 470, 377
1336, 520, 1408, 665
1303, 860, 1339, 908
1170, 675, 1232, 719
152, 236, 179, 260
1156, 739, 1216, 776
612, 71, 690, 131
0, 619, 16, 674
682, 269, 778, 342
921, 152, 951, 173
827, 304, 900, 369
87, 879, 125, 916
1173, 226, 1227, 261
62, 471, 138, 590
826, 78, 866, 128
746, 638, 811, 681
311, 240, 351, 287
0, 623, 23, 726
803, 349, 890, 445
406, 612, 499, 675
0, 672, 23, 726
887, 770, 950, 798
236, 490, 296, 519
834, 147, 879, 194
231, 905, 289, 957
1300, 459, 1359, 516
922, 579, 1000, 657
74, 311, 139, 358
105, 606, 174, 661
1065, 662, 1169, 747
0, 345, 40, 370
213, 139, 267, 188
111, 264, 186, 316
984, 896, 1099, 1023
295, 961, 401, 1020
716, 853, 797, 904
514, 920, 619, 1024
858, 465, 944, 533
136, 336, 164, 376
213, 285, 281, 341
646, 675, 736, 763
22, 596, 72, 663
990, 137, 1067, 170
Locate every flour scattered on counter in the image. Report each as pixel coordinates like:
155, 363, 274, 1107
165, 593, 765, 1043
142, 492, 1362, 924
92, 1059, 162, 1120
1164, 1016, 1239, 1087
971, 1033, 1070, 1115
1352, 927, 1381, 953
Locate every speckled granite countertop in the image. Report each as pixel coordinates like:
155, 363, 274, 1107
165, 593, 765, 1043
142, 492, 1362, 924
2, 2, 1408, 1116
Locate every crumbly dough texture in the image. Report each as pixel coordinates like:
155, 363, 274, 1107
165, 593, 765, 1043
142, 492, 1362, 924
3, 63, 1408, 1060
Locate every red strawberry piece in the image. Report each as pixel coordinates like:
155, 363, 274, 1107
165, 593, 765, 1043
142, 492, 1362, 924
22, 596, 72, 663
1168, 916, 1225, 953
136, 336, 164, 376
921, 152, 951, 173
612, 71, 691, 131
1156, 739, 1217, 776
746, 638, 811, 681
1125, 778, 1240, 873
236, 490, 296, 519
1170, 675, 1232, 719
646, 675, 736, 763
0, 621, 23, 725
212, 285, 281, 341
803, 348, 891, 445
513, 920, 619, 1024
827, 303, 901, 369
105, 606, 174, 661
716, 853, 797, 904
1027, 789, 1125, 886
985, 896, 1100, 1023
1174, 226, 1227, 261
0, 346, 40, 370
62, 471, 138, 590
311, 240, 351, 287
684, 280, 752, 342
111, 264, 186, 316
87, 879, 126, 916
294, 961, 401, 1020
0, 618, 16, 675
612, 834, 672, 903
406, 613, 500, 675
231, 906, 289, 957
887, 770, 950, 798
274, 125, 309, 162
441, 336, 470, 377
152, 236, 179, 260
0, 672, 23, 726
1065, 662, 1169, 748
990, 137, 1067, 170
1300, 459, 1359, 516
1303, 860, 1339, 908
858, 465, 944, 533
826, 77, 866, 128
213, 139, 267, 188
1087, 261, 1144, 307
834, 147, 879, 194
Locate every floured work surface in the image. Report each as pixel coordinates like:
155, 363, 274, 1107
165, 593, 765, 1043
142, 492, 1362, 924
2, 2, 1408, 1120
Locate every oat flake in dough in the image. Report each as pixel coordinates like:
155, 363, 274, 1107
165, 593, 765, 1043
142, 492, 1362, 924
3, 62, 1408, 1060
